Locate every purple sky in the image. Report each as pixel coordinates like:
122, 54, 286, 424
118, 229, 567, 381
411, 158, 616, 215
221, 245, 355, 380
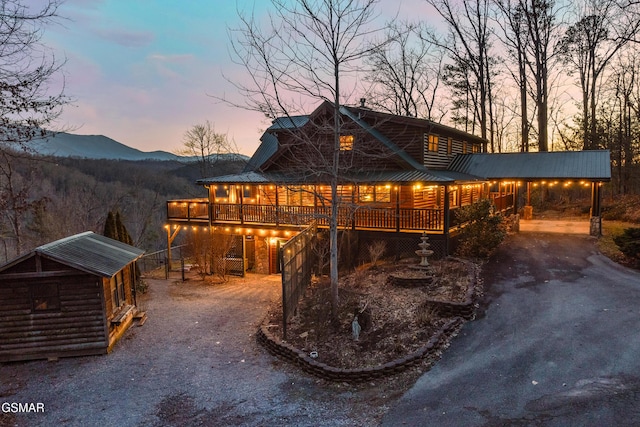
41, 0, 430, 155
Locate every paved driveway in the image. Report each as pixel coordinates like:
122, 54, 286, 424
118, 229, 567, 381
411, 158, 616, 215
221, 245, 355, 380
382, 232, 640, 426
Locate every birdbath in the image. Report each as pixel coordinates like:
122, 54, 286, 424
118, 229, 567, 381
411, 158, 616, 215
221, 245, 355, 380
415, 232, 434, 268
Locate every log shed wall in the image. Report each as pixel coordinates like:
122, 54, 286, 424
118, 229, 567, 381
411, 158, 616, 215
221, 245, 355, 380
0, 256, 108, 362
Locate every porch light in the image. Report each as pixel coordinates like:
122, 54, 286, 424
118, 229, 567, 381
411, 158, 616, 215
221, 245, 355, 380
164, 225, 169, 229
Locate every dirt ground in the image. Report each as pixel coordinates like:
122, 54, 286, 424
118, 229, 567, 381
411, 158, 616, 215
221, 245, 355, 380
0, 270, 425, 427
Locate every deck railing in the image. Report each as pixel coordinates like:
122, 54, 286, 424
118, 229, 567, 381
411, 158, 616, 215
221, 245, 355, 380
167, 200, 444, 231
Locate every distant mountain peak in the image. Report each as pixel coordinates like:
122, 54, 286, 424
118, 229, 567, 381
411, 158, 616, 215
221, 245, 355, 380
29, 131, 249, 162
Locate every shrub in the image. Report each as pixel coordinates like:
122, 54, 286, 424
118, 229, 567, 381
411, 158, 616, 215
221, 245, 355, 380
613, 227, 640, 266
367, 240, 387, 266
455, 199, 507, 258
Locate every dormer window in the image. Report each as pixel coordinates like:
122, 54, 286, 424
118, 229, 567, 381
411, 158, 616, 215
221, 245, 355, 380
340, 135, 354, 151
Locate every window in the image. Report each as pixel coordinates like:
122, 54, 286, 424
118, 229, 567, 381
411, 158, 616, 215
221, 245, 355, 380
358, 185, 391, 203
31, 283, 60, 312
447, 137, 453, 155
462, 142, 468, 154
359, 185, 374, 202
339, 135, 354, 151
472, 143, 481, 153
111, 272, 126, 311
425, 134, 439, 152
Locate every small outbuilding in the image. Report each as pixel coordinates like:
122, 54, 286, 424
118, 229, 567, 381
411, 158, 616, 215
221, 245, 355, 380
0, 232, 145, 362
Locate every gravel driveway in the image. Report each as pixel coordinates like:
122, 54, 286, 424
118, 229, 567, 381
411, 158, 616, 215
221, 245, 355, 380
1, 272, 401, 427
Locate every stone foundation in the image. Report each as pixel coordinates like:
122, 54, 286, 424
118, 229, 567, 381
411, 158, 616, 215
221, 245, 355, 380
590, 216, 602, 237
254, 238, 270, 274
523, 205, 533, 220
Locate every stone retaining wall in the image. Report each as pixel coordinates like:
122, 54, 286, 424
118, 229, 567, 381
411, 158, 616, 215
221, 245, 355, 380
424, 277, 482, 320
257, 318, 463, 382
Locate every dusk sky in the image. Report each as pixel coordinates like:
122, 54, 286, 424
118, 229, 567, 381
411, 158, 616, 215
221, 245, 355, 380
40, 0, 428, 155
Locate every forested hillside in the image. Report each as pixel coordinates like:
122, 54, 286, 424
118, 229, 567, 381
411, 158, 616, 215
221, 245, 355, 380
0, 153, 246, 263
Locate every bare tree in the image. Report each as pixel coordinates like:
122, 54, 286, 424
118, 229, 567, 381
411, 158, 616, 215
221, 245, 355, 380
227, 0, 388, 318
0, 0, 67, 256
175, 121, 238, 179
426, 0, 498, 151
363, 21, 446, 121
558, 0, 640, 150
495, 0, 531, 151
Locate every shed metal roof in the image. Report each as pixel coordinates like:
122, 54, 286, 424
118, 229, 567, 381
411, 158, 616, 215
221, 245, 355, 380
448, 150, 611, 181
34, 231, 144, 278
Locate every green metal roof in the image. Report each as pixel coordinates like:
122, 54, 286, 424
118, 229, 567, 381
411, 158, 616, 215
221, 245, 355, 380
196, 168, 484, 185
15, 232, 145, 278
448, 150, 611, 181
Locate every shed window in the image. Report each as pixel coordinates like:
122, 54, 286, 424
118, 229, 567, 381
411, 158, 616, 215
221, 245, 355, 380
31, 283, 60, 312
111, 271, 126, 311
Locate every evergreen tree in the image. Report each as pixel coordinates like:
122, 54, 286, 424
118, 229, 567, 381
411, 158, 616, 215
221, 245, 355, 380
103, 211, 118, 241
115, 211, 134, 245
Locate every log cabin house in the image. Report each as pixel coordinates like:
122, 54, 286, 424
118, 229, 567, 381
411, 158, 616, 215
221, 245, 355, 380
0, 232, 145, 362
166, 101, 610, 274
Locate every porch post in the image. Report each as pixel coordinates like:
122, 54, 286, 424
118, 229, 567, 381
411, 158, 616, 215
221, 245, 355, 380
239, 184, 245, 225
275, 185, 280, 226
166, 225, 181, 272
523, 181, 533, 220
443, 185, 450, 255
395, 185, 400, 233
590, 182, 602, 237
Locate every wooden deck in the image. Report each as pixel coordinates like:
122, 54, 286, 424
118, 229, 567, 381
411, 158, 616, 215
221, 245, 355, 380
166, 200, 446, 232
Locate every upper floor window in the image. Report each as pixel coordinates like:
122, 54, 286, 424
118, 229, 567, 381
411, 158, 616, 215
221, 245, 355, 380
339, 135, 354, 151
472, 143, 481, 153
447, 137, 453, 155
462, 142, 468, 154
425, 134, 439, 152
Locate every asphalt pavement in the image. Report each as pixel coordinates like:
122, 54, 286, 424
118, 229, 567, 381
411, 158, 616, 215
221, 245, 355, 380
382, 232, 640, 427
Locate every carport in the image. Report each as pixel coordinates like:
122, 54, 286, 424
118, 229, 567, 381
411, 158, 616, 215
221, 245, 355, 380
449, 150, 611, 235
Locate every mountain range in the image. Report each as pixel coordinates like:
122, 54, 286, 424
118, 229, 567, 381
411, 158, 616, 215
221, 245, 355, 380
29, 131, 249, 162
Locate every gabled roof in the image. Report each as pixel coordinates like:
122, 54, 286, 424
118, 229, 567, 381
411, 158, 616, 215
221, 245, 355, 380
448, 150, 611, 181
244, 101, 435, 173
339, 106, 427, 172
0, 232, 145, 278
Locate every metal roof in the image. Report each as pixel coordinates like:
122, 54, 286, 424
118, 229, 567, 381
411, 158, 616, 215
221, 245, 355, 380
448, 150, 611, 181
196, 168, 484, 185
267, 115, 309, 130
339, 106, 428, 172
243, 132, 279, 172
197, 171, 271, 184
33, 231, 145, 278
